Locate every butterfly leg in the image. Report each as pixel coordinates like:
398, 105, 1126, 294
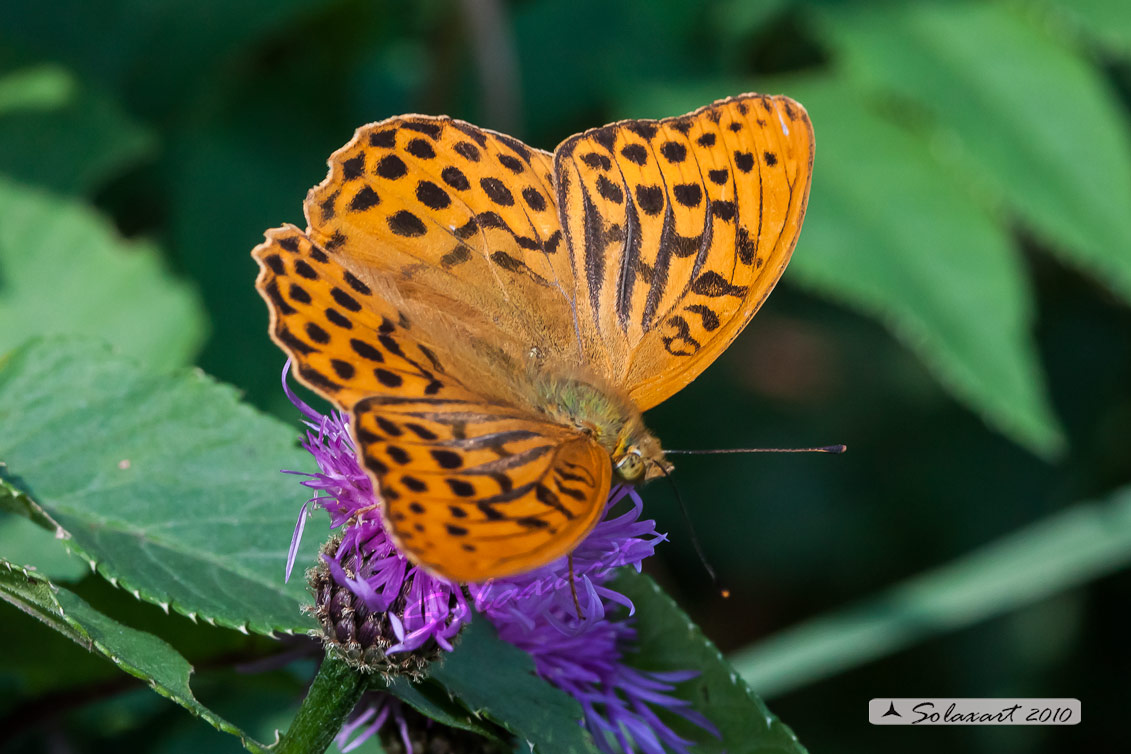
568, 553, 583, 620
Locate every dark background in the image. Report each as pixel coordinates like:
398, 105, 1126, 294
1, 0, 1129, 751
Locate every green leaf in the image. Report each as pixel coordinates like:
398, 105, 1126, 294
731, 484, 1131, 698
0, 0, 341, 120
0, 178, 205, 368
0, 65, 74, 114
786, 77, 1063, 457
816, 1, 1131, 307
0, 337, 318, 635
0, 473, 89, 583
0, 558, 269, 753
614, 570, 806, 754
0, 65, 155, 194
382, 678, 502, 740
0, 510, 89, 582
1027, 0, 1131, 57
430, 619, 600, 754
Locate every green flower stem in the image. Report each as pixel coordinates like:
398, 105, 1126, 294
276, 652, 368, 754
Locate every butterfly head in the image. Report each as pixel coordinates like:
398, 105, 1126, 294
613, 432, 670, 483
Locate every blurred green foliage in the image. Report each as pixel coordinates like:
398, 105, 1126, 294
0, 0, 1129, 751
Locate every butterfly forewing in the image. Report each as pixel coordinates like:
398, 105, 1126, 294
252, 226, 462, 409
554, 94, 814, 411
304, 116, 583, 395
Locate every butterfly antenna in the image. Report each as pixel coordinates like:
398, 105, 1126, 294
665, 444, 847, 455
652, 462, 730, 599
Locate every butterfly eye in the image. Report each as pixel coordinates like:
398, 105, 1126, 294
615, 449, 645, 482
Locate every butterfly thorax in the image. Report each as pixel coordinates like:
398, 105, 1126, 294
530, 373, 668, 483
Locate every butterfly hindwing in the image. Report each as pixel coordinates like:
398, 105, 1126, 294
554, 93, 814, 410
354, 396, 611, 582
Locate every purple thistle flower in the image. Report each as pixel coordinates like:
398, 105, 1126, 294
281, 363, 717, 752
336, 694, 411, 753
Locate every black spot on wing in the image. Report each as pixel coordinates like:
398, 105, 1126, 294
635, 185, 664, 216
349, 186, 380, 211
343, 271, 371, 295
342, 154, 365, 179
264, 280, 296, 315
293, 259, 318, 279
580, 152, 612, 171
263, 254, 285, 274
595, 174, 624, 204
673, 183, 702, 207
432, 449, 462, 469
441, 244, 472, 268
288, 283, 312, 305
498, 154, 524, 173
620, 143, 647, 165
330, 359, 355, 380
627, 122, 658, 140
454, 141, 480, 161
388, 210, 427, 237
369, 129, 397, 148
660, 141, 687, 163
415, 180, 451, 209
737, 226, 757, 265
303, 325, 330, 348
350, 338, 383, 362
711, 201, 736, 222
522, 186, 547, 212
319, 191, 337, 221
591, 127, 616, 151
669, 119, 692, 135
403, 121, 443, 139
661, 315, 701, 356
480, 177, 515, 206
406, 138, 435, 159
451, 122, 488, 147
442, 165, 470, 190
376, 154, 407, 179
330, 287, 361, 312
684, 303, 720, 331
692, 271, 747, 297
375, 368, 404, 388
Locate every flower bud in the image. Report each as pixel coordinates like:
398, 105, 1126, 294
309, 537, 444, 681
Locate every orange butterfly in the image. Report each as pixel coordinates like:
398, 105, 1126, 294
253, 93, 813, 583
